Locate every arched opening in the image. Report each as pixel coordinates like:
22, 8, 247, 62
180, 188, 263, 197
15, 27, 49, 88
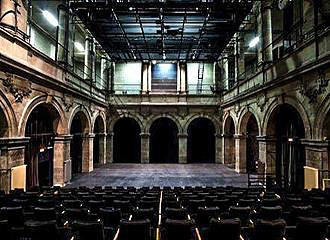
113, 118, 141, 163
25, 104, 60, 188
93, 116, 105, 167
320, 110, 330, 179
0, 107, 9, 138
187, 118, 215, 163
70, 111, 89, 175
224, 116, 235, 167
150, 117, 178, 163
267, 104, 305, 190
246, 114, 259, 173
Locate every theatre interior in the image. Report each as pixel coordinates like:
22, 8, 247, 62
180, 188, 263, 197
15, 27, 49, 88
0, 0, 330, 239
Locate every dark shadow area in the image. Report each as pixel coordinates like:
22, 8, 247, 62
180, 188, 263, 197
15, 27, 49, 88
246, 115, 259, 173
150, 118, 178, 163
187, 118, 215, 163
113, 118, 141, 163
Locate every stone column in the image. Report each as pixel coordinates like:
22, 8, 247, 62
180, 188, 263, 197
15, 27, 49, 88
258, 1, 273, 65
100, 55, 109, 90
257, 136, 276, 175
179, 63, 187, 93
178, 133, 188, 164
176, 62, 181, 93
140, 133, 150, 163
84, 36, 95, 80
215, 134, 223, 164
0, 137, 29, 193
222, 54, 229, 89
53, 135, 72, 186
147, 62, 152, 92
262, 0, 273, 63
141, 63, 149, 94
82, 133, 94, 173
56, 4, 69, 64
235, 33, 245, 81
109, 63, 115, 94
98, 133, 107, 165
106, 132, 114, 163
235, 134, 246, 173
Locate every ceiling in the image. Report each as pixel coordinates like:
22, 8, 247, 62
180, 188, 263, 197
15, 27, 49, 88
70, 0, 255, 61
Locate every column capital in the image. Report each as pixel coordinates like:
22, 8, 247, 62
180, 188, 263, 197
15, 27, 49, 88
54, 135, 73, 142
82, 133, 95, 139
96, 133, 107, 137
300, 139, 330, 147
256, 135, 277, 142
140, 133, 150, 138
177, 133, 188, 138
234, 134, 246, 139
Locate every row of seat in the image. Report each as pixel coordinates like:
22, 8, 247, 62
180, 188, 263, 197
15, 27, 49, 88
0, 186, 329, 240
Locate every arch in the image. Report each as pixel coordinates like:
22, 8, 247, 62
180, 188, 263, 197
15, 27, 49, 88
187, 117, 216, 163
265, 103, 306, 190
262, 96, 311, 138
19, 95, 67, 136
113, 117, 141, 163
223, 115, 235, 167
93, 115, 106, 166
70, 107, 92, 175
239, 111, 260, 173
315, 95, 330, 140
146, 114, 182, 134
68, 105, 92, 134
149, 117, 179, 163
238, 109, 261, 135
0, 88, 18, 137
184, 114, 220, 135
24, 103, 63, 188
109, 113, 143, 134
223, 111, 238, 134
92, 112, 106, 134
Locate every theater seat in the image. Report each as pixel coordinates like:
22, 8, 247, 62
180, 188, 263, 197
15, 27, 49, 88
163, 219, 195, 240
296, 217, 329, 240
255, 219, 286, 240
119, 219, 151, 240
25, 220, 60, 240
259, 206, 283, 220
208, 218, 241, 240
72, 220, 105, 240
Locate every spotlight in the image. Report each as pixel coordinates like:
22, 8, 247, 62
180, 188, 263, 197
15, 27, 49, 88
152, 60, 157, 64
129, 7, 134, 11
249, 36, 260, 48
42, 10, 58, 27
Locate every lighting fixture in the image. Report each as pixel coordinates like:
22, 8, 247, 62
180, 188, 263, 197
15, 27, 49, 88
152, 60, 157, 64
74, 42, 85, 52
42, 10, 58, 27
162, 54, 166, 60
249, 36, 260, 48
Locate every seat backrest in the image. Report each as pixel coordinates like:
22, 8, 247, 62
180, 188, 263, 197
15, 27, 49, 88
25, 220, 60, 240
99, 207, 122, 227
72, 220, 105, 240
259, 206, 282, 220
255, 219, 286, 240
34, 207, 57, 221
120, 219, 151, 240
0, 206, 24, 227
165, 207, 187, 220
208, 218, 241, 240
296, 217, 329, 240
164, 219, 194, 240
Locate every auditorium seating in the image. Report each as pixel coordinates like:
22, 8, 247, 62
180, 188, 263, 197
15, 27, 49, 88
0, 186, 329, 239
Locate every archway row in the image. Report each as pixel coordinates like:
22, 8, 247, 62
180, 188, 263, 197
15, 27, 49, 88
112, 116, 217, 164
21, 99, 106, 188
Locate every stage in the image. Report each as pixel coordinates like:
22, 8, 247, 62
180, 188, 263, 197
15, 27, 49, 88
67, 164, 248, 188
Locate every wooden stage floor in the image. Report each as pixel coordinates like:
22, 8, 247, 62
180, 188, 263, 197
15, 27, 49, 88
67, 164, 248, 188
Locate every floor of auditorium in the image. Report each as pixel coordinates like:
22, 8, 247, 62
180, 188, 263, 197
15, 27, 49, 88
67, 164, 248, 188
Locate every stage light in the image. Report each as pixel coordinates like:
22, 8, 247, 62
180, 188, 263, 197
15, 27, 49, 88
74, 42, 85, 52
152, 60, 157, 64
163, 54, 166, 60
129, 7, 134, 11
42, 10, 58, 27
249, 36, 260, 48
